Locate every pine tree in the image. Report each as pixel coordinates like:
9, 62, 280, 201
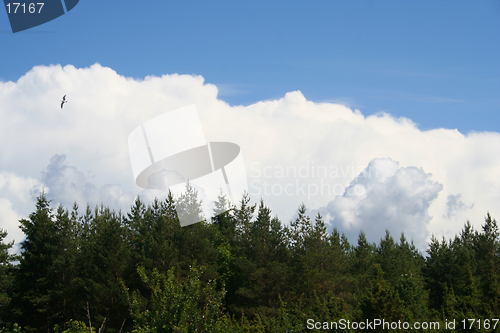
423, 235, 454, 313
473, 213, 500, 315
351, 231, 375, 293
327, 228, 353, 299
0, 229, 17, 326
77, 205, 132, 331
232, 192, 256, 242
360, 264, 408, 325
126, 197, 179, 274
228, 192, 256, 314
231, 200, 291, 319
50, 205, 82, 328
11, 193, 62, 332
212, 191, 236, 244
394, 233, 427, 320
175, 181, 204, 227
288, 203, 312, 255
375, 230, 398, 285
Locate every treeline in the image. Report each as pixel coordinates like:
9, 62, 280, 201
0, 185, 499, 332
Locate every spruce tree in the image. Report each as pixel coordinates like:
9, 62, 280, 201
13, 193, 61, 332
0, 229, 17, 326
77, 206, 131, 332
474, 213, 500, 315
360, 264, 408, 324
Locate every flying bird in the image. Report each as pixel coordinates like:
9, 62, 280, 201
61, 95, 67, 109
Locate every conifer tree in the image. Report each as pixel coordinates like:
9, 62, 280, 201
351, 231, 375, 293
13, 193, 62, 332
360, 264, 408, 324
50, 205, 82, 328
474, 213, 500, 315
375, 230, 398, 283
127, 197, 179, 274
288, 203, 312, 255
77, 206, 131, 331
0, 229, 16, 326
423, 235, 453, 313
175, 181, 204, 226
212, 192, 236, 244
328, 228, 353, 296
394, 233, 427, 320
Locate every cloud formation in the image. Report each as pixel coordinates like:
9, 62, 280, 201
0, 171, 43, 251
0, 63, 499, 252
40, 154, 135, 212
317, 158, 443, 249
444, 194, 474, 220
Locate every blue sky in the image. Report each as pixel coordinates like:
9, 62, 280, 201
1, 1, 499, 132
1, 1, 500, 251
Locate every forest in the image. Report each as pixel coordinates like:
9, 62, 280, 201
0, 183, 499, 332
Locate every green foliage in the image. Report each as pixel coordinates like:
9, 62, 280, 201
53, 320, 89, 333
360, 264, 408, 322
13, 193, 63, 332
175, 181, 204, 226
0, 229, 16, 325
0, 323, 26, 333
2, 193, 499, 331
424, 214, 500, 319
78, 205, 131, 331
127, 263, 225, 332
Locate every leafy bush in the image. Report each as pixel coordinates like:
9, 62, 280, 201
127, 262, 226, 332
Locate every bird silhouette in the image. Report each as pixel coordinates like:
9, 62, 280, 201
61, 95, 67, 109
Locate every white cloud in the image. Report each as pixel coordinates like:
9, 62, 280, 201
444, 194, 474, 219
316, 158, 443, 249
0, 63, 499, 251
40, 153, 135, 212
0, 171, 43, 252
0, 198, 24, 253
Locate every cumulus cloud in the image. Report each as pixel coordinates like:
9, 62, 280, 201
444, 194, 474, 219
0, 171, 43, 251
0, 63, 499, 251
0, 198, 24, 253
316, 158, 443, 249
40, 154, 135, 212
